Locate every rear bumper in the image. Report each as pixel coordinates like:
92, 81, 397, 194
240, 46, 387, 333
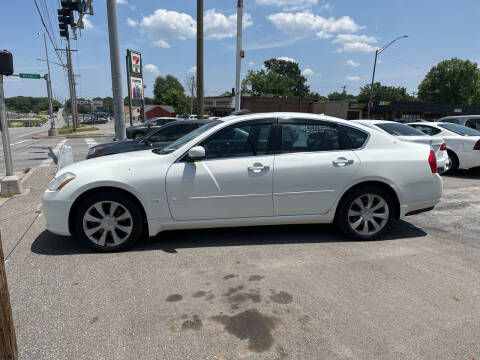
398, 174, 443, 219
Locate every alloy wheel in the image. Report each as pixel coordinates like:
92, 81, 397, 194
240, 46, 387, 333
444, 157, 452, 172
82, 201, 133, 247
348, 194, 390, 236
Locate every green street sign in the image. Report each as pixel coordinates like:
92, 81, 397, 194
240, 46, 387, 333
19, 73, 41, 79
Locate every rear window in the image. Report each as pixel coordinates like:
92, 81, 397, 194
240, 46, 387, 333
375, 122, 425, 136
341, 125, 369, 149
438, 123, 480, 136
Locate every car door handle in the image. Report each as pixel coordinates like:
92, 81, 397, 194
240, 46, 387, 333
248, 164, 269, 173
332, 158, 354, 167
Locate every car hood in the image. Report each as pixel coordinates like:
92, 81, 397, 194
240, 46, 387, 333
57, 149, 169, 177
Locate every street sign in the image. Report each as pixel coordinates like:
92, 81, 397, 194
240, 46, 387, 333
91, 100, 103, 107
127, 50, 142, 76
130, 77, 143, 99
19, 73, 41, 79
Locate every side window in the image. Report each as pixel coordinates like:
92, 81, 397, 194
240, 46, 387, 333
201, 123, 272, 158
149, 124, 196, 142
443, 118, 459, 124
467, 119, 480, 130
281, 122, 342, 153
341, 125, 369, 149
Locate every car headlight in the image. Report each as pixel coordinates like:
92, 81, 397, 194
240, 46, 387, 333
88, 146, 103, 155
48, 172, 76, 191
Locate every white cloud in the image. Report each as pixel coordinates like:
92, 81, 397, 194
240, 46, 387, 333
188, 66, 197, 74
333, 34, 377, 53
204, 9, 253, 40
154, 40, 171, 48
320, 3, 333, 11
316, 31, 333, 39
302, 68, 314, 76
116, 0, 127, 4
145, 64, 159, 75
346, 76, 360, 81
248, 61, 255, 66
126, 18, 138, 27
277, 56, 297, 63
83, 15, 94, 29
267, 12, 361, 36
140, 9, 252, 46
345, 59, 360, 67
256, 0, 317, 11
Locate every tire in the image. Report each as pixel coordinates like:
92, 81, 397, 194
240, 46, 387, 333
335, 186, 395, 241
74, 191, 144, 252
444, 150, 459, 175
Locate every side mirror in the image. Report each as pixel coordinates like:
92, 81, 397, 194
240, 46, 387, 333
187, 146, 206, 161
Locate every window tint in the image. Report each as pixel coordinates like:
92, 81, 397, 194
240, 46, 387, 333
438, 123, 480, 136
409, 125, 442, 136
341, 125, 369, 149
201, 123, 272, 158
149, 124, 197, 142
466, 119, 480, 130
375, 122, 425, 136
281, 123, 342, 153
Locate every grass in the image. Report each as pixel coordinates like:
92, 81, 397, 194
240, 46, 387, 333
58, 125, 99, 134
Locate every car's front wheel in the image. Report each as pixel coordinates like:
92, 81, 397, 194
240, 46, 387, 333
74, 191, 143, 252
336, 186, 394, 240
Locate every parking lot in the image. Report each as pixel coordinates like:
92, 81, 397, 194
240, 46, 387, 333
1, 164, 478, 360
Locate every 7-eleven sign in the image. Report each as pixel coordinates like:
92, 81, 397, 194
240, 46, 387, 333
128, 50, 142, 76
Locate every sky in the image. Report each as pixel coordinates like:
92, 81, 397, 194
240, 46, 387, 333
2, 0, 480, 102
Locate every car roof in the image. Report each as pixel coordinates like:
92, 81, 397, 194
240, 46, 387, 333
353, 119, 396, 125
219, 112, 365, 126
439, 115, 480, 119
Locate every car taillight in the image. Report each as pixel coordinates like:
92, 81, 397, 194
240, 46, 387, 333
428, 150, 437, 173
440, 143, 447, 151
474, 140, 480, 150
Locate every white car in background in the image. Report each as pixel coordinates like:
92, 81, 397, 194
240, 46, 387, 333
354, 120, 449, 173
43, 113, 442, 252
408, 122, 480, 173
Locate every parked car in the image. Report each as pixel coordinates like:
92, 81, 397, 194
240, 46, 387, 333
43, 112, 442, 252
126, 117, 177, 139
354, 120, 449, 173
87, 119, 214, 159
408, 122, 480, 173
438, 115, 480, 130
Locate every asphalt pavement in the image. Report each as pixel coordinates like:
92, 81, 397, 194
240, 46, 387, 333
1, 159, 479, 359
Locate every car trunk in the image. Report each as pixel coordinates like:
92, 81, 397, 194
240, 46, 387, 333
397, 136, 444, 157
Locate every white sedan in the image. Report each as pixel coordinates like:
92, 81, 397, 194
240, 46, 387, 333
353, 120, 449, 173
43, 113, 443, 251
408, 122, 480, 173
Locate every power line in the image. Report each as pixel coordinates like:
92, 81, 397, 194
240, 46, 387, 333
32, 0, 65, 67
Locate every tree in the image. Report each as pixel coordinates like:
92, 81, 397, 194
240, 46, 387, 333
153, 75, 185, 104
241, 58, 309, 97
5, 96, 61, 114
163, 88, 189, 114
418, 58, 480, 105
327, 91, 357, 101
357, 83, 413, 102
308, 92, 328, 101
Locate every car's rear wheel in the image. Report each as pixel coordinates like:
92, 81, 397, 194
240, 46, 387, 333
336, 186, 394, 240
74, 191, 143, 252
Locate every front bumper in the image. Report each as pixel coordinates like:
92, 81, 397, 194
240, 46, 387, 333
43, 191, 74, 236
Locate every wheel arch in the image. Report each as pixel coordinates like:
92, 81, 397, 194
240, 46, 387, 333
68, 186, 149, 235
334, 181, 401, 220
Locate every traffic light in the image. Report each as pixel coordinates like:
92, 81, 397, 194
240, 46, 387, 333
0, 50, 14, 76
58, 8, 73, 38
61, 0, 83, 11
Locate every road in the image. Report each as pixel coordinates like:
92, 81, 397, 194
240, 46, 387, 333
1, 155, 479, 359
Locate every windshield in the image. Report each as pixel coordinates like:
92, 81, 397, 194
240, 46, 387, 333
375, 122, 425, 136
156, 121, 221, 154
438, 123, 480, 136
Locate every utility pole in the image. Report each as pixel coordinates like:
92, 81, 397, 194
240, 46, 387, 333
64, 38, 78, 131
234, 0, 243, 112
196, 0, 204, 119
142, 84, 147, 122
190, 76, 195, 115
106, 0, 126, 140
125, 52, 133, 126
42, 33, 58, 136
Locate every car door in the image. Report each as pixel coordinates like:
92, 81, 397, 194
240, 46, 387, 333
148, 123, 199, 149
273, 119, 363, 216
166, 119, 275, 221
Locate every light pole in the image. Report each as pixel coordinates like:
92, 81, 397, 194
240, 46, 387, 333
367, 35, 408, 119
